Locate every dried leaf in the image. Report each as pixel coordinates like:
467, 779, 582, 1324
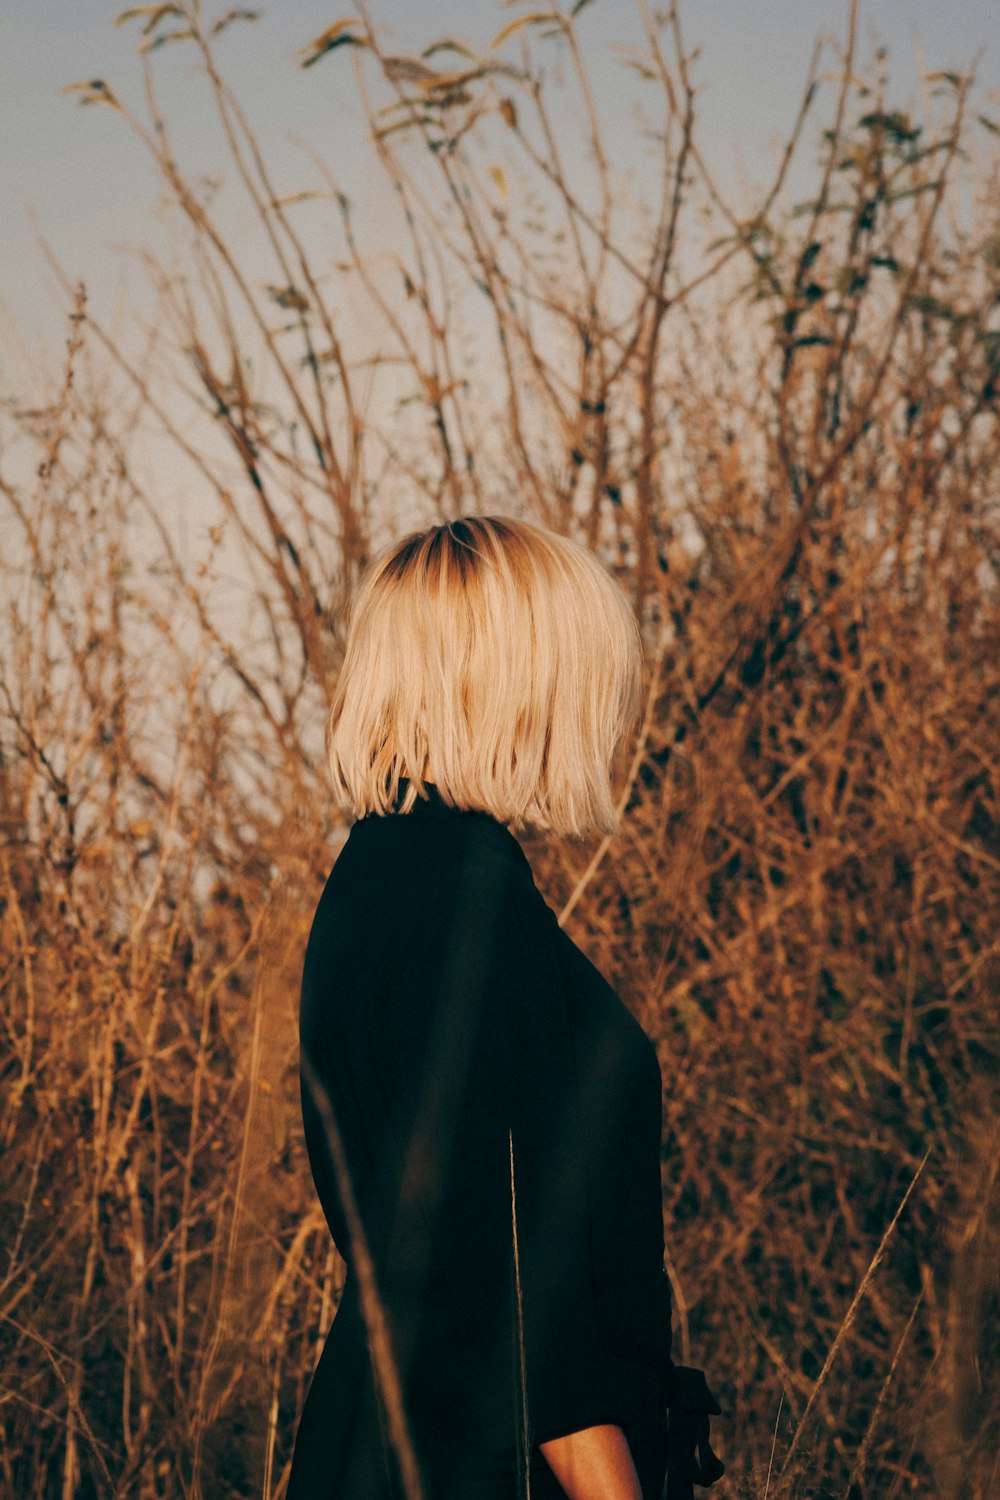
61, 79, 119, 108
373, 115, 433, 142
139, 28, 194, 54
114, 4, 182, 30
615, 49, 657, 83
923, 70, 965, 90
383, 55, 448, 86
422, 37, 476, 62
210, 8, 261, 38
298, 19, 365, 68
303, 348, 341, 369
490, 11, 559, 50
267, 191, 321, 209
420, 67, 484, 93
266, 285, 310, 313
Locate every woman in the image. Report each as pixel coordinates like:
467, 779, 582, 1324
287, 516, 723, 1500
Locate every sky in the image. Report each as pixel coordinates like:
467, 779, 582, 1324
1, 0, 995, 375
0, 0, 996, 585
0, 0, 995, 728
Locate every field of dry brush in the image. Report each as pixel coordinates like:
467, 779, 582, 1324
1, 4, 998, 1496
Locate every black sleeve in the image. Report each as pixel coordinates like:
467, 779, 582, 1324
487, 878, 632, 1446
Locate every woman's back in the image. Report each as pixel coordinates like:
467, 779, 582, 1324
289, 781, 673, 1499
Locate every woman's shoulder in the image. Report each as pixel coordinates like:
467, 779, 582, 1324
307, 804, 542, 947
345, 801, 535, 886
299, 810, 555, 1040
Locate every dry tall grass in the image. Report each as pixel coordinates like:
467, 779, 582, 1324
1, 3, 998, 1497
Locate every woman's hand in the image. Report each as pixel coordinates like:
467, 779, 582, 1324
539, 1423, 643, 1500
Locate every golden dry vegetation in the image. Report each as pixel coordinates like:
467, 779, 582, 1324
1, 2, 998, 1496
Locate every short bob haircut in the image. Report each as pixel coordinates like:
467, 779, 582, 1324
325, 515, 644, 840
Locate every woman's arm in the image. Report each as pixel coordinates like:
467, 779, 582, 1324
539, 1423, 643, 1500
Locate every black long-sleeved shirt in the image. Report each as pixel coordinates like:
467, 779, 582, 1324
292, 779, 673, 1498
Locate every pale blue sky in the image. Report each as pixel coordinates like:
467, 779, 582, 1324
1, 1, 995, 380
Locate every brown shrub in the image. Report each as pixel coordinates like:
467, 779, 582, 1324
1, 3, 997, 1496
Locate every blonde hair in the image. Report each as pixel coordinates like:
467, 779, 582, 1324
325, 515, 643, 839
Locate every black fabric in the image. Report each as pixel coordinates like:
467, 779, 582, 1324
288, 779, 678, 1499
663, 1367, 726, 1498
